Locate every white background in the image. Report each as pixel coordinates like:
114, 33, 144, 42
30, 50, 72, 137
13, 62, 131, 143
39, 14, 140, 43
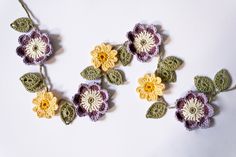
0, 0, 236, 157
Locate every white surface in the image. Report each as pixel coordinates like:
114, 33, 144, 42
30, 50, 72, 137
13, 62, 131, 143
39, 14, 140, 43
1, 0, 236, 157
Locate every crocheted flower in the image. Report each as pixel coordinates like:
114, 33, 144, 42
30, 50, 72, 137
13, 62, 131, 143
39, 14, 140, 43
91, 43, 118, 71
127, 23, 161, 62
72, 83, 109, 121
32, 90, 58, 118
175, 91, 214, 130
136, 74, 165, 101
16, 29, 53, 64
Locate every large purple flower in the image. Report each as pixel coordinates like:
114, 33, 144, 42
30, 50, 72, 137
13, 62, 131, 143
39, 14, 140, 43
16, 29, 53, 65
72, 83, 109, 121
126, 23, 161, 62
175, 91, 214, 130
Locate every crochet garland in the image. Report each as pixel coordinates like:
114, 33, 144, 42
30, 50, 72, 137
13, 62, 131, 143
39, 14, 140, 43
12, 0, 236, 130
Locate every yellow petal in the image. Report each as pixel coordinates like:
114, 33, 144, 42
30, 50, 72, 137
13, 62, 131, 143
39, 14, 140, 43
92, 59, 101, 68
139, 92, 147, 99
138, 77, 148, 86
44, 92, 53, 100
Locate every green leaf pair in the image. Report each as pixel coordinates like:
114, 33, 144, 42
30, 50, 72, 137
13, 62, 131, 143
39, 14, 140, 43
194, 69, 232, 93
81, 66, 124, 85
20, 73, 46, 92
155, 56, 183, 83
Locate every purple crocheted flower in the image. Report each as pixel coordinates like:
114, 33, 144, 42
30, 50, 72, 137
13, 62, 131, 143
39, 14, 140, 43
16, 29, 53, 65
72, 83, 109, 121
126, 23, 161, 62
175, 91, 214, 130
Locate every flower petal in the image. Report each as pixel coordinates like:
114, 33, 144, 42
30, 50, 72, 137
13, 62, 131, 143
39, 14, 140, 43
72, 93, 81, 105
185, 120, 198, 130
18, 34, 30, 45
16, 46, 26, 57
127, 43, 137, 55
23, 56, 35, 65
148, 46, 159, 56
205, 104, 214, 117
100, 90, 109, 101
89, 111, 101, 121
136, 52, 151, 62
176, 98, 186, 110
30, 30, 40, 39
76, 106, 87, 117
89, 83, 101, 91
176, 111, 184, 122
99, 102, 109, 114
134, 23, 145, 33
127, 32, 135, 42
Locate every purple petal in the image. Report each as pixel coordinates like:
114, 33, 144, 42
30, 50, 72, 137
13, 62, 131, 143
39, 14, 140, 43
146, 25, 157, 34
18, 35, 30, 45
100, 90, 109, 101
30, 30, 41, 39
89, 111, 101, 122
45, 45, 52, 55
196, 93, 208, 104
185, 120, 198, 130
136, 52, 151, 62
23, 56, 35, 65
185, 91, 196, 100
35, 56, 45, 63
41, 34, 49, 43
154, 33, 162, 45
176, 98, 186, 110
16, 46, 26, 57
176, 111, 184, 122
199, 117, 211, 128
127, 43, 137, 55
76, 106, 87, 117
133, 23, 145, 33
89, 83, 101, 91
127, 32, 135, 42
72, 94, 81, 105
78, 84, 89, 94
148, 46, 158, 56
99, 102, 109, 114
205, 104, 214, 117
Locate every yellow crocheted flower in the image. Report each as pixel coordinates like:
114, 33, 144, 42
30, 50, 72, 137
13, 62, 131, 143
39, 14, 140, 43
91, 43, 118, 71
32, 90, 58, 118
136, 74, 165, 101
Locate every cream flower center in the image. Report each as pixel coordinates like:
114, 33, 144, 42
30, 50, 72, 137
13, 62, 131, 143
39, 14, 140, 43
181, 98, 204, 122
134, 31, 155, 53
81, 90, 103, 112
25, 38, 47, 59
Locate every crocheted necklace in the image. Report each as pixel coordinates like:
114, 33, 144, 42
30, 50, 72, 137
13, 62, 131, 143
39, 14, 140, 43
12, 0, 236, 130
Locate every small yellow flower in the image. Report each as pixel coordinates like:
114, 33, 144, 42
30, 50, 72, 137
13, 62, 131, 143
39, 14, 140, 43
91, 43, 118, 71
32, 90, 58, 118
136, 74, 165, 101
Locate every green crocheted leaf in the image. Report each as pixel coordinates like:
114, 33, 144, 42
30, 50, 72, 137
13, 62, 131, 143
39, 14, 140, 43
10, 17, 33, 32
117, 46, 133, 66
20, 73, 46, 92
60, 100, 76, 125
146, 102, 167, 119
155, 68, 176, 83
214, 69, 232, 91
194, 76, 215, 93
106, 69, 124, 85
81, 66, 102, 80
159, 56, 183, 71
